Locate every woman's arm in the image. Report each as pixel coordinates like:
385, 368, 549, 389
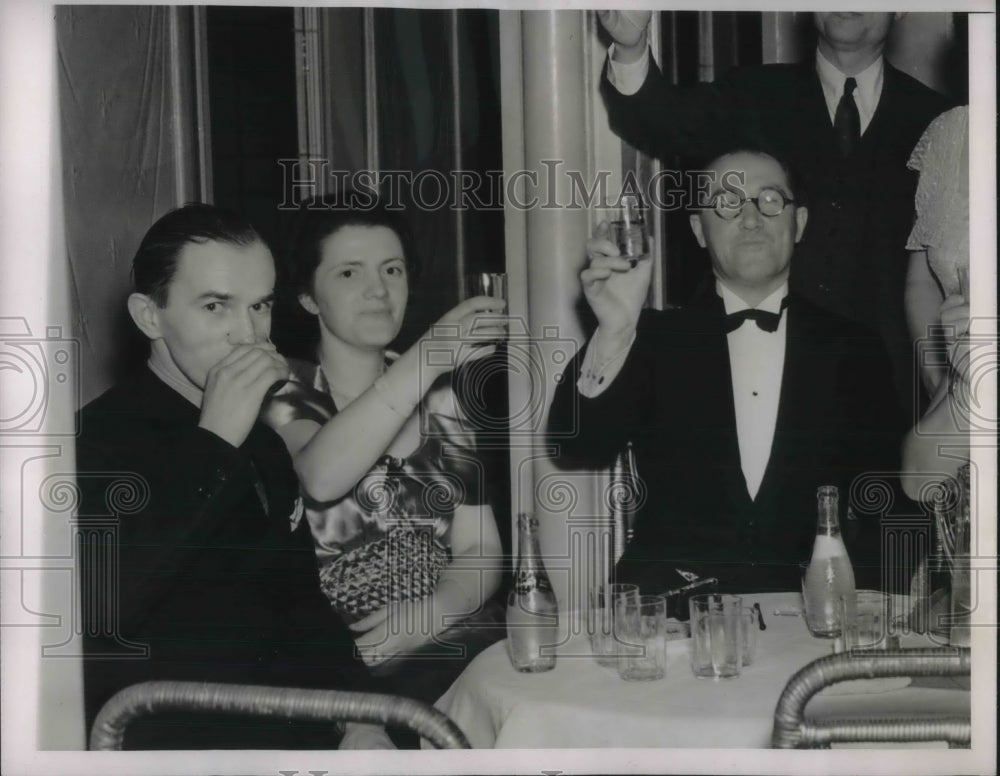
435, 502, 504, 617
904, 251, 947, 395
292, 297, 505, 502
900, 380, 968, 500
900, 293, 971, 500
351, 503, 503, 663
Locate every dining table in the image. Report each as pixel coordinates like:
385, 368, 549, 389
429, 592, 970, 749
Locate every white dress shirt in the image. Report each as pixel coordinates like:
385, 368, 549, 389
607, 44, 884, 135
718, 282, 787, 500
578, 281, 789, 501
814, 49, 883, 135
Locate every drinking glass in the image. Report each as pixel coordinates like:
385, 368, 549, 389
741, 607, 758, 666
617, 595, 668, 681
587, 583, 639, 667
608, 220, 649, 260
838, 590, 891, 651
689, 594, 743, 679
464, 272, 507, 303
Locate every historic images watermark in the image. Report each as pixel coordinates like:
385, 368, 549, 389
418, 316, 577, 442
277, 158, 750, 214
913, 316, 998, 435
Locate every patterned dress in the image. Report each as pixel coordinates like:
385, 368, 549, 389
906, 106, 969, 296
262, 357, 487, 624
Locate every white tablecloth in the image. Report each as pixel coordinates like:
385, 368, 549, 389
432, 593, 969, 749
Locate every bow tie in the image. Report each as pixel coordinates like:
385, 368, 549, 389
722, 297, 789, 333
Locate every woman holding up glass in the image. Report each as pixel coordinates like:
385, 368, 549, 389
263, 197, 506, 711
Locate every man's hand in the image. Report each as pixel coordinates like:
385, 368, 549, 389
598, 10, 651, 63
199, 343, 290, 448
339, 722, 396, 750
582, 221, 653, 342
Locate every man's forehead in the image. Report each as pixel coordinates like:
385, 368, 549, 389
171, 239, 275, 291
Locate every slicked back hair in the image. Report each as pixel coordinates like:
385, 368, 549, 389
132, 203, 264, 307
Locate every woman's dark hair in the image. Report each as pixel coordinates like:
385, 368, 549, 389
286, 194, 418, 300
132, 203, 263, 307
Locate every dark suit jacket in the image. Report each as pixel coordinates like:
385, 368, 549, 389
601, 57, 952, 420
76, 367, 371, 749
548, 294, 907, 598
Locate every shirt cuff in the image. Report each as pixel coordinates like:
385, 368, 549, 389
607, 45, 650, 97
577, 329, 637, 398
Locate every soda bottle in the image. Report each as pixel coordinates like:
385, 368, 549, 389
506, 513, 558, 672
802, 485, 856, 638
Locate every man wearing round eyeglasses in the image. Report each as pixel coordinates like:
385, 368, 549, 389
595, 11, 956, 425
549, 149, 906, 598
689, 152, 809, 307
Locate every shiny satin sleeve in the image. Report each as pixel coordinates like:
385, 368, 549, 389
417, 380, 489, 507
258, 359, 337, 431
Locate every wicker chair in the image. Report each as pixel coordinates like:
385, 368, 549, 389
89, 680, 471, 750
772, 648, 971, 749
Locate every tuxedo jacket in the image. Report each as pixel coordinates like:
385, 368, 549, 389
76, 368, 371, 749
548, 294, 907, 596
601, 57, 952, 419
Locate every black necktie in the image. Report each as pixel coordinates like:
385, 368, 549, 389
834, 77, 860, 158
723, 297, 789, 333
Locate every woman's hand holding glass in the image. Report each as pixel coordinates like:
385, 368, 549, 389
420, 295, 508, 377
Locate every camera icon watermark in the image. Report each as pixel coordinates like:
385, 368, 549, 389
419, 317, 578, 441
0, 317, 79, 435
914, 318, 997, 435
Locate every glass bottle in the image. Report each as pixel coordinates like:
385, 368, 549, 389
506, 513, 558, 672
802, 485, 856, 638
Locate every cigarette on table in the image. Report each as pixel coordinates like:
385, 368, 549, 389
773, 608, 803, 616
663, 577, 718, 597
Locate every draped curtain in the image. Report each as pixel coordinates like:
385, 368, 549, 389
57, 6, 201, 404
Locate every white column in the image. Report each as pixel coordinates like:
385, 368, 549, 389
1, 2, 84, 752
761, 12, 805, 65
500, 10, 626, 617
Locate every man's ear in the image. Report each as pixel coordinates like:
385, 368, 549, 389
689, 213, 707, 248
127, 293, 163, 340
298, 293, 320, 315
794, 206, 809, 243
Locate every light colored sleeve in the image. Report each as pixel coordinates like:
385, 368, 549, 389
576, 329, 638, 398
606, 45, 651, 97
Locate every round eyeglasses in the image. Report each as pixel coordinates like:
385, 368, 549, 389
711, 187, 795, 220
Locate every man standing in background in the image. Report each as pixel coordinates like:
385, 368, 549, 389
598, 11, 953, 421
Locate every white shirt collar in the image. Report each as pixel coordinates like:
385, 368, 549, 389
716, 281, 789, 316
815, 49, 884, 134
